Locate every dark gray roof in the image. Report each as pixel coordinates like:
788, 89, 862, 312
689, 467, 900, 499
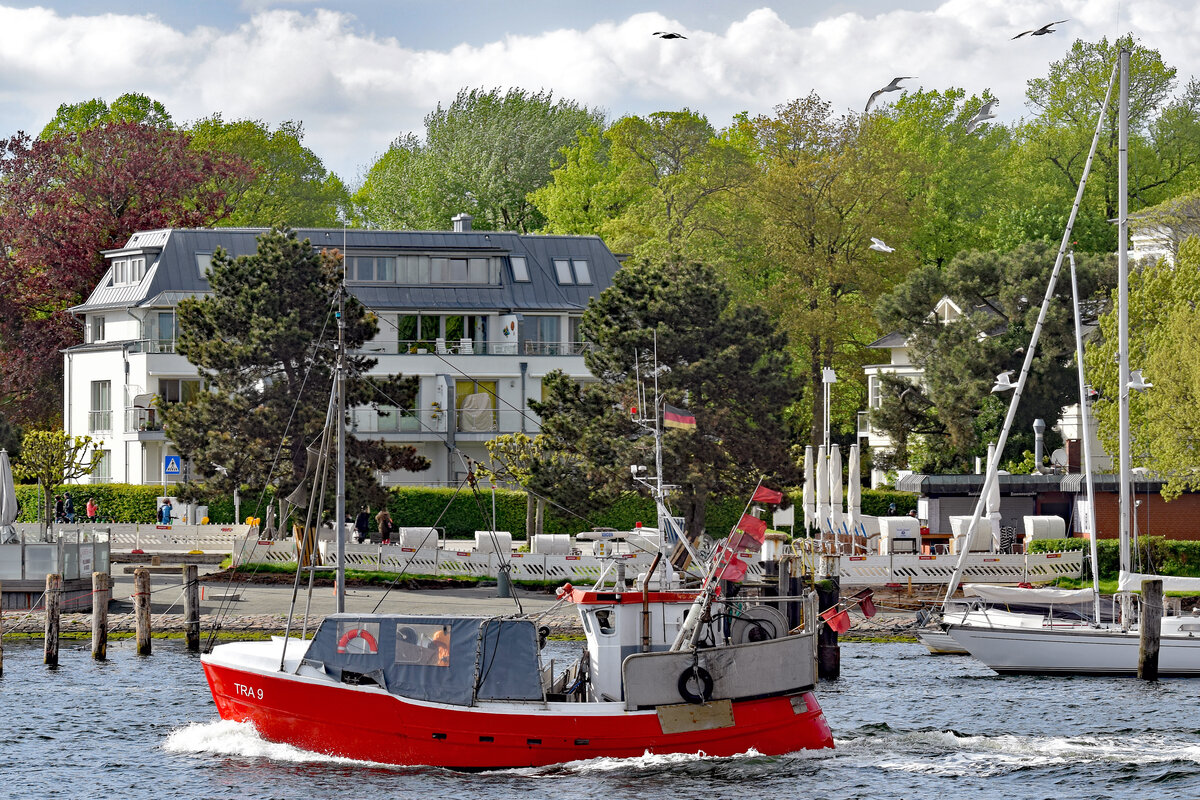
868, 331, 907, 348
72, 227, 622, 315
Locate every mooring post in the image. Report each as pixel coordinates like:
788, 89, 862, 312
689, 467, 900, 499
1139, 578, 1162, 681
183, 564, 200, 653
816, 553, 841, 681
92, 571, 109, 661
134, 567, 152, 656
0, 579, 5, 676
44, 573, 62, 667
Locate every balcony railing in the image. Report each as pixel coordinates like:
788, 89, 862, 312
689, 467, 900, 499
370, 339, 591, 356
125, 338, 177, 354
456, 408, 498, 433
88, 410, 112, 433
125, 407, 162, 433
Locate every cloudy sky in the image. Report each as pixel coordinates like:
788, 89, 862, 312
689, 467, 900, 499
1, 1, 1196, 184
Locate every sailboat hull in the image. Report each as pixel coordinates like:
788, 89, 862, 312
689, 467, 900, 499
946, 614, 1200, 676
201, 642, 834, 768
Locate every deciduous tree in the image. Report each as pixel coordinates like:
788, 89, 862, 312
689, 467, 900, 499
13, 429, 103, 529
0, 123, 253, 425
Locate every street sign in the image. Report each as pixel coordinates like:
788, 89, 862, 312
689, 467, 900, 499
164, 455, 181, 475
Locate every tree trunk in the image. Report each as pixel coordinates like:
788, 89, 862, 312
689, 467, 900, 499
525, 491, 536, 540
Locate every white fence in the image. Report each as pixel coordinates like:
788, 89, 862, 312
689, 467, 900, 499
839, 550, 1083, 586
13, 523, 256, 554
227, 536, 1080, 587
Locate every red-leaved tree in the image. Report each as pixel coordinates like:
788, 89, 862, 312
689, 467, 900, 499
0, 122, 256, 425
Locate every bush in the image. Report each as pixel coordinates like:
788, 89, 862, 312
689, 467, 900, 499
1027, 537, 1200, 581
15, 483, 161, 523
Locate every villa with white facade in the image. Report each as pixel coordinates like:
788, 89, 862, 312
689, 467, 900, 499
63, 215, 622, 488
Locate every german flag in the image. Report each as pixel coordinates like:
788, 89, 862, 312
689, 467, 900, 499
663, 404, 697, 430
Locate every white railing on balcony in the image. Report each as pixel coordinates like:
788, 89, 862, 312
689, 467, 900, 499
88, 410, 112, 433
523, 341, 591, 356
456, 408, 498, 433
125, 407, 162, 433
125, 338, 177, 354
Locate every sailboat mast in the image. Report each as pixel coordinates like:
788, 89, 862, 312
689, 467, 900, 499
1117, 48, 1132, 628
335, 288, 347, 614
1070, 252, 1102, 623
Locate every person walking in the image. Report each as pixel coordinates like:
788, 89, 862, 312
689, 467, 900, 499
54, 495, 64, 523
63, 494, 75, 523
86, 497, 98, 521
375, 508, 395, 544
354, 506, 370, 544
160, 498, 173, 525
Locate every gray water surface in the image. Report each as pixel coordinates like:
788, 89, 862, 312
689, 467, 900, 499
3, 638, 1198, 799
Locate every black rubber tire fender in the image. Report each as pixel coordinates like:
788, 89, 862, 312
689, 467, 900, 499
677, 665, 714, 704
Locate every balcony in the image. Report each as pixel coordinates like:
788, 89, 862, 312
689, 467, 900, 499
88, 410, 112, 433
375, 339, 590, 356
124, 338, 177, 354
125, 407, 164, 435
523, 341, 591, 356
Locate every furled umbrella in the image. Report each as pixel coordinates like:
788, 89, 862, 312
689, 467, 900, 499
0, 449, 18, 543
847, 444, 862, 546
815, 444, 829, 541
829, 445, 844, 542
802, 445, 815, 535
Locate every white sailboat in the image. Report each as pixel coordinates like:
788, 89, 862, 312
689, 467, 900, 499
943, 50, 1200, 676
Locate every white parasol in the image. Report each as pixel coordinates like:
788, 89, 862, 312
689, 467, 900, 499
829, 445, 844, 537
815, 444, 829, 537
847, 444, 861, 539
986, 442, 1002, 549
802, 445, 815, 533
0, 449, 18, 542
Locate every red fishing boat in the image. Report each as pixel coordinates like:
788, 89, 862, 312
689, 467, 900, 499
201, 326, 833, 768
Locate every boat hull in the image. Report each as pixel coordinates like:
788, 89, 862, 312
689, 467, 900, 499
202, 652, 833, 768
946, 617, 1200, 676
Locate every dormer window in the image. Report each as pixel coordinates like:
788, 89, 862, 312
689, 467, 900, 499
111, 256, 147, 286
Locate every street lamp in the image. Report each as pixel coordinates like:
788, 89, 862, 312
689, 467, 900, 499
822, 368, 837, 450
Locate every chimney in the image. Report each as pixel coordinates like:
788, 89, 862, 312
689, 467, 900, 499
452, 213, 473, 233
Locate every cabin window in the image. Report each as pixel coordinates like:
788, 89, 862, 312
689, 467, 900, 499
394, 623, 451, 667
592, 608, 616, 636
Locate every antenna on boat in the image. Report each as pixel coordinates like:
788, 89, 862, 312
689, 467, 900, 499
335, 285, 347, 614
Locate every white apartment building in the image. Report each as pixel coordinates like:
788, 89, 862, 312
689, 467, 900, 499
64, 216, 622, 487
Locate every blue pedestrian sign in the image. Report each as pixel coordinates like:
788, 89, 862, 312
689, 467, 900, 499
164, 456, 181, 475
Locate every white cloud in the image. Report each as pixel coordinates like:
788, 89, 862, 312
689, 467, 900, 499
0, 1, 1197, 184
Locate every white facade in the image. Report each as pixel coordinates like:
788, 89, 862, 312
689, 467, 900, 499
64, 225, 621, 487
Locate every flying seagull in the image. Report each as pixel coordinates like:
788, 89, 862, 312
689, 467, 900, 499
1012, 19, 1068, 39
991, 371, 1016, 392
1128, 369, 1154, 391
865, 76, 915, 113
966, 98, 1000, 134
869, 237, 895, 253
653, 31, 687, 39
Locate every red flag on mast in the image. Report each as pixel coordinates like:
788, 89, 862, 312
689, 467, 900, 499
752, 485, 783, 504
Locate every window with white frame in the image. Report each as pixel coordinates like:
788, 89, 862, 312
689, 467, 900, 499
111, 256, 147, 286
92, 449, 111, 483
90, 380, 112, 433
88, 316, 105, 343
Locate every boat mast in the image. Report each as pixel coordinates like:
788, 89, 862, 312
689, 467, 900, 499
335, 287, 347, 614
1069, 252, 1102, 623
941, 56, 1120, 606
1117, 48, 1132, 629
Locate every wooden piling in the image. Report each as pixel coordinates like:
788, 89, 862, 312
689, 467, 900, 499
134, 567, 152, 656
44, 573, 61, 666
183, 564, 200, 652
92, 571, 109, 661
1139, 578, 1163, 681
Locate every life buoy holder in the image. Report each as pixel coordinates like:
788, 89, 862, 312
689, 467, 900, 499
677, 664, 714, 704
337, 628, 379, 654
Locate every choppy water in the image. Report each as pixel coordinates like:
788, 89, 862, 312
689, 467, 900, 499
3, 637, 1199, 799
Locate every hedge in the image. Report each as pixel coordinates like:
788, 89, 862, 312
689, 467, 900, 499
1027, 537, 1200, 581
8, 481, 918, 536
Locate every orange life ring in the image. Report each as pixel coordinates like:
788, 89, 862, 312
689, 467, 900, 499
337, 628, 378, 654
